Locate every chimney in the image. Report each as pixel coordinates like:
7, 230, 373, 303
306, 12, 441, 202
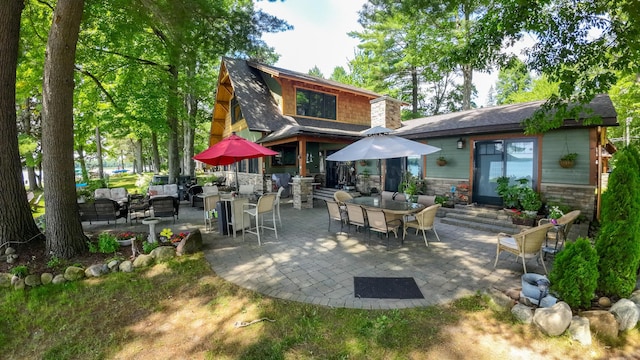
370, 95, 402, 130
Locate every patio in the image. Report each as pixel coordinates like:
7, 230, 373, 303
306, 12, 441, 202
82, 199, 544, 309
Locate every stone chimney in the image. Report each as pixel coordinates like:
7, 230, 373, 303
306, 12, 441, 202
370, 95, 402, 130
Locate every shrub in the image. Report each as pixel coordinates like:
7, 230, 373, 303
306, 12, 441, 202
89, 232, 120, 254
595, 147, 640, 298
549, 237, 599, 309
9, 265, 29, 278
143, 241, 159, 254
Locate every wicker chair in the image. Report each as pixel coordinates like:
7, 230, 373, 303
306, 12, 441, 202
494, 223, 554, 273
403, 204, 441, 246
538, 210, 581, 258
333, 190, 353, 204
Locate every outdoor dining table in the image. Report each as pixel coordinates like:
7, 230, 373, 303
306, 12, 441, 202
346, 196, 424, 222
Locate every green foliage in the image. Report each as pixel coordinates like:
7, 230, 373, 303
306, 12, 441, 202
496, 176, 541, 211
560, 153, 578, 161
90, 233, 120, 254
549, 237, 599, 309
434, 195, 447, 205
143, 241, 159, 254
596, 147, 640, 298
398, 172, 418, 196
495, 58, 532, 105
9, 265, 29, 278
46, 256, 62, 270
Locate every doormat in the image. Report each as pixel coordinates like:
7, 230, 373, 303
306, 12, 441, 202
354, 277, 424, 299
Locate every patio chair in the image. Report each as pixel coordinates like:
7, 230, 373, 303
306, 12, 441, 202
273, 186, 285, 228
381, 191, 395, 201
403, 204, 442, 246
242, 193, 278, 246
494, 222, 554, 274
538, 210, 581, 259
363, 207, 402, 249
325, 199, 346, 232
416, 195, 436, 207
188, 185, 204, 207
239, 184, 254, 196
333, 190, 353, 204
345, 203, 366, 233
203, 194, 220, 231
151, 196, 179, 223
94, 198, 128, 225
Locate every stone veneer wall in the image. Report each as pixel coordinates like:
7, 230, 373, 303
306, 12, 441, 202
370, 95, 402, 130
540, 183, 596, 221
292, 177, 314, 209
424, 178, 471, 204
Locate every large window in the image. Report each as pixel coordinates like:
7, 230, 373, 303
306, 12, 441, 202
271, 145, 297, 166
296, 89, 336, 120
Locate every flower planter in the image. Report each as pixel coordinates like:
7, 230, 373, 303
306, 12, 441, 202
436, 159, 447, 166
559, 159, 575, 168
117, 238, 135, 246
512, 217, 535, 226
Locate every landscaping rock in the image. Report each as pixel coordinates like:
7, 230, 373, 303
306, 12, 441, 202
41, 273, 53, 285
511, 303, 534, 324
133, 254, 154, 268
598, 297, 612, 307
505, 288, 521, 301
119, 260, 133, 272
533, 301, 572, 336
150, 246, 176, 262
52, 274, 66, 284
6, 254, 18, 263
581, 310, 618, 339
85, 264, 109, 278
13, 278, 25, 290
486, 288, 515, 311
107, 260, 121, 272
0, 273, 12, 288
176, 229, 202, 255
5, 247, 16, 255
610, 299, 640, 331
629, 290, 640, 307
568, 316, 592, 346
11, 275, 20, 286
64, 266, 86, 281
24, 274, 41, 287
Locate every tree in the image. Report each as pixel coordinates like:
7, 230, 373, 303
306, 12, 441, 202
41, 0, 87, 258
0, 0, 42, 249
494, 58, 531, 105
308, 66, 324, 78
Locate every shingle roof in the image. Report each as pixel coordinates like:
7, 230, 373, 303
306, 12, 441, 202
395, 94, 618, 139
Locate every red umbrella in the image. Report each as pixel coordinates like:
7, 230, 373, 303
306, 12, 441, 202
193, 133, 278, 189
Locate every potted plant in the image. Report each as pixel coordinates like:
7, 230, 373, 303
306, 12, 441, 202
398, 172, 418, 201
559, 153, 577, 168
115, 231, 137, 246
519, 187, 542, 216
359, 160, 368, 166
436, 156, 447, 166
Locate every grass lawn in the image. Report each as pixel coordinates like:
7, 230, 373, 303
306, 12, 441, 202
2, 253, 639, 359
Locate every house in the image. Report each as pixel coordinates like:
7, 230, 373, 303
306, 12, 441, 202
208, 57, 618, 220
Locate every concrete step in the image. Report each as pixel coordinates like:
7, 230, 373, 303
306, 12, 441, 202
438, 204, 522, 235
440, 217, 520, 235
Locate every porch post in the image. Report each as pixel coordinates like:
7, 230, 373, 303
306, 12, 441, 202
299, 139, 307, 176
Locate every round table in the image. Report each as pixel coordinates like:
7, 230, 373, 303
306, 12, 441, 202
142, 217, 162, 243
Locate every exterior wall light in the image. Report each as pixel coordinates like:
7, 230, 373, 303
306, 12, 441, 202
457, 137, 465, 149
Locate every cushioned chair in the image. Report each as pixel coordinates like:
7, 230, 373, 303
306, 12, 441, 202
363, 207, 402, 249
242, 193, 278, 246
403, 204, 442, 246
345, 203, 366, 233
494, 223, 554, 274
325, 199, 346, 232
151, 196, 179, 223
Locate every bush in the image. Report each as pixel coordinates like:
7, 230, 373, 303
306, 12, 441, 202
549, 237, 599, 309
143, 241, 159, 254
595, 147, 640, 298
89, 232, 120, 254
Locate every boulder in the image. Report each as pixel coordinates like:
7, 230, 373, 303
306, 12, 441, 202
568, 316, 592, 346
107, 260, 121, 272
64, 266, 86, 281
505, 288, 521, 301
533, 301, 572, 336
41, 273, 54, 285
5, 247, 16, 255
176, 229, 203, 255
629, 290, 640, 307
24, 274, 41, 287
511, 303, 534, 324
0, 273, 12, 288
85, 264, 109, 277
6, 254, 18, 263
610, 299, 640, 331
52, 274, 66, 284
11, 275, 20, 286
598, 297, 611, 308
119, 260, 134, 272
13, 278, 25, 290
150, 246, 176, 262
133, 254, 154, 268
581, 310, 618, 339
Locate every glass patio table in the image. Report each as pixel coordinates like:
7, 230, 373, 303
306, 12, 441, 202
346, 196, 424, 222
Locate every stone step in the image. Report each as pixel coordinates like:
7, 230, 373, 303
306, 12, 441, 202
440, 217, 520, 235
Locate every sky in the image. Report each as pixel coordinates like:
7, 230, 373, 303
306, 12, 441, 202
254, 0, 500, 107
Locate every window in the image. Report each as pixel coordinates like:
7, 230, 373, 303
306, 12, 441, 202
271, 145, 297, 166
296, 89, 336, 120
248, 158, 259, 173
231, 97, 242, 124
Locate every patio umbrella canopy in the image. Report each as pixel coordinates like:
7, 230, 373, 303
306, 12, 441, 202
193, 133, 278, 189
326, 126, 441, 161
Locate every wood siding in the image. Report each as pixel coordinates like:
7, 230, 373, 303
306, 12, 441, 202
541, 129, 591, 185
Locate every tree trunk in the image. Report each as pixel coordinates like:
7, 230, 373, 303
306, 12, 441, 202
41, 0, 87, 258
183, 92, 196, 177
76, 145, 89, 182
461, 4, 472, 111
95, 126, 104, 180
151, 131, 160, 173
167, 63, 180, 183
411, 66, 419, 118
21, 98, 40, 191
0, 0, 42, 248
131, 138, 143, 174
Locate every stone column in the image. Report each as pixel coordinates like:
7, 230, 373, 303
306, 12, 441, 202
292, 177, 314, 210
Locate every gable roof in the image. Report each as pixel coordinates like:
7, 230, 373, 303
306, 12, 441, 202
395, 94, 618, 139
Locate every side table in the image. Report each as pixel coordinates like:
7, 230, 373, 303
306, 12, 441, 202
142, 217, 162, 243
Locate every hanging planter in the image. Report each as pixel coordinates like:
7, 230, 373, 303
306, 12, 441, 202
359, 160, 368, 166
436, 157, 447, 166
559, 153, 577, 168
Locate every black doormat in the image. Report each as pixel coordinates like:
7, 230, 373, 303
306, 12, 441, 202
354, 277, 424, 299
